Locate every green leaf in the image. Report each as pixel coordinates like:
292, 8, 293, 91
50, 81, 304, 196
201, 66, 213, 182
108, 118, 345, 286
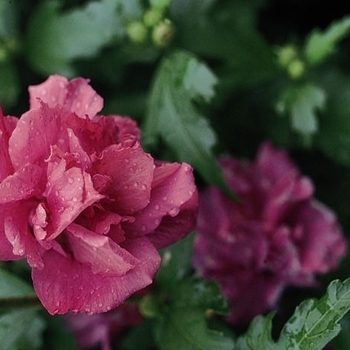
170, 0, 277, 89
156, 309, 234, 350
314, 70, 350, 166
173, 278, 229, 316
276, 83, 326, 136
236, 277, 350, 350
304, 15, 350, 65
0, 0, 19, 38
0, 269, 45, 350
156, 234, 194, 289
0, 309, 45, 350
25, 0, 135, 75
145, 50, 236, 198
43, 315, 79, 350
0, 60, 19, 108
0, 268, 34, 298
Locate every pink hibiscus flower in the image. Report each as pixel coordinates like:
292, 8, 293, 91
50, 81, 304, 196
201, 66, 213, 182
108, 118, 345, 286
193, 142, 347, 325
0, 75, 198, 315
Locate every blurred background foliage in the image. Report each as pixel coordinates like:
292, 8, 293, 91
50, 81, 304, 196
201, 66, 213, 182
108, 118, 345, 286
2, 0, 350, 348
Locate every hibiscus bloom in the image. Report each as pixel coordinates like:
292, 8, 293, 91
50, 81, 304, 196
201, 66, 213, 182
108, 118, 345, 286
0, 75, 198, 315
193, 142, 347, 325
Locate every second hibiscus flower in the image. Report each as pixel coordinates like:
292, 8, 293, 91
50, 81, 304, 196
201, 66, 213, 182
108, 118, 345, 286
193, 142, 347, 325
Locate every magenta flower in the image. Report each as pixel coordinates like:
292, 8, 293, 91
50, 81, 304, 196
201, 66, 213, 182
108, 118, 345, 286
193, 142, 347, 325
0, 75, 198, 315
66, 303, 143, 350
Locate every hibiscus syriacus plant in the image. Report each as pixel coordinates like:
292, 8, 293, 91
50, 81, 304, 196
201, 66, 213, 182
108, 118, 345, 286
3, 2, 350, 350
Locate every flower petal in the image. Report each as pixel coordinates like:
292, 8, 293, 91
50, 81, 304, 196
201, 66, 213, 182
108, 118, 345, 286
29, 75, 103, 118
32, 238, 160, 315
125, 162, 197, 239
0, 164, 43, 203
93, 144, 154, 214
66, 223, 139, 276
9, 104, 71, 169
42, 159, 103, 239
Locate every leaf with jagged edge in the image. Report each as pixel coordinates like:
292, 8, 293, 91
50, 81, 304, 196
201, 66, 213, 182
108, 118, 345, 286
145, 50, 236, 199
236, 277, 350, 350
304, 15, 350, 65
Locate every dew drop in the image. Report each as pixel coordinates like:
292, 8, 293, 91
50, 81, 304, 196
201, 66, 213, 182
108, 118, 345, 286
168, 207, 179, 216
68, 177, 74, 184
72, 197, 78, 202
141, 184, 147, 191
154, 204, 160, 210
98, 303, 103, 308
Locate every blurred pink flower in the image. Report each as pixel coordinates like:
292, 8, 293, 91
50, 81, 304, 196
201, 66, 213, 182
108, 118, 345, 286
193, 142, 347, 325
0, 75, 198, 315
66, 303, 143, 350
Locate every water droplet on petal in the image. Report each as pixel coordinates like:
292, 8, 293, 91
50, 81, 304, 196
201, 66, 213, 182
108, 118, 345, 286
154, 204, 160, 210
68, 177, 74, 184
168, 207, 179, 216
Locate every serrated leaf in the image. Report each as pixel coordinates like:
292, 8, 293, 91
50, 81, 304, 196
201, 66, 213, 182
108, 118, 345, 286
25, 0, 134, 75
183, 59, 217, 102
156, 309, 234, 350
276, 83, 326, 136
236, 313, 277, 350
236, 278, 350, 350
145, 50, 236, 198
304, 15, 350, 65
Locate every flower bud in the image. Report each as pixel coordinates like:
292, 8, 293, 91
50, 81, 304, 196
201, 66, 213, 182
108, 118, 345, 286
126, 21, 148, 44
152, 19, 175, 47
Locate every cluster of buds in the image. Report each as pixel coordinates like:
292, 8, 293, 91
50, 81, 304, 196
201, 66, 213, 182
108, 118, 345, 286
126, 0, 175, 47
276, 44, 305, 80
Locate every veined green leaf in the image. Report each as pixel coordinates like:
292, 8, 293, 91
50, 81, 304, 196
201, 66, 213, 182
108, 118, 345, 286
304, 15, 350, 65
145, 50, 236, 198
236, 278, 350, 350
156, 309, 234, 350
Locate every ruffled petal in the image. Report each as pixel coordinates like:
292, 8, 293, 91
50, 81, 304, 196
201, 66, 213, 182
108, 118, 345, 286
41, 159, 103, 240
9, 103, 71, 169
125, 163, 197, 238
93, 144, 154, 214
29, 75, 103, 118
0, 164, 43, 203
3, 202, 44, 268
32, 238, 160, 315
66, 223, 139, 275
